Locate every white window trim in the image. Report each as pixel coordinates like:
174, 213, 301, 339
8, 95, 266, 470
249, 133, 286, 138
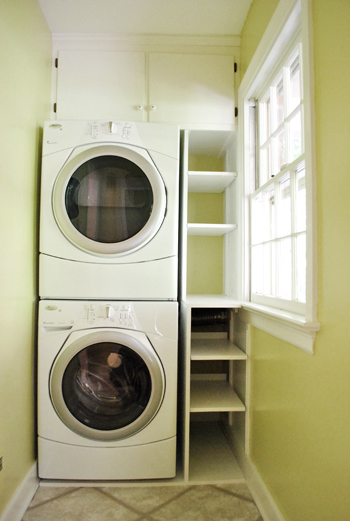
238, 0, 320, 353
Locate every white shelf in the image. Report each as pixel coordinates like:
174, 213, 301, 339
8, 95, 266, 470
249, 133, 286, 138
187, 223, 237, 236
191, 339, 247, 360
190, 378, 245, 412
189, 421, 244, 483
186, 295, 242, 308
188, 171, 237, 193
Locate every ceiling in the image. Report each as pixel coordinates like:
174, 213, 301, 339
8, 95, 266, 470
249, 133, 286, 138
38, 0, 253, 36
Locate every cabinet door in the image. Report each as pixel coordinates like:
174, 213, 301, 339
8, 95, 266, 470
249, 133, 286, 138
149, 53, 235, 126
56, 51, 146, 121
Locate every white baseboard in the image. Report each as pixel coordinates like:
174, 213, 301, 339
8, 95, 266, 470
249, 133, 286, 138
221, 424, 285, 521
1, 463, 39, 521
234, 442, 285, 521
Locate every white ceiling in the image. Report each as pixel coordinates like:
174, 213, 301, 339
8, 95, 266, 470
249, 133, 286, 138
38, 0, 253, 36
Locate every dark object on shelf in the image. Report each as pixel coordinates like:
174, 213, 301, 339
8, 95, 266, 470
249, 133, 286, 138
191, 308, 228, 327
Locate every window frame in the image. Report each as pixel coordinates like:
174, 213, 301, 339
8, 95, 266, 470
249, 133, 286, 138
238, 0, 320, 354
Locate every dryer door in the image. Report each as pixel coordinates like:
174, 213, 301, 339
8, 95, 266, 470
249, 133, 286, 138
50, 330, 165, 441
52, 145, 166, 256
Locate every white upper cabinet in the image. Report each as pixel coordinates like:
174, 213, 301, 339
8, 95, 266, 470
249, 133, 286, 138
54, 50, 236, 128
148, 53, 235, 127
56, 51, 147, 121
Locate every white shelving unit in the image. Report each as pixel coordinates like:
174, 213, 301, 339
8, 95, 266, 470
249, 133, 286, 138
188, 171, 237, 193
179, 129, 248, 484
187, 223, 237, 236
180, 301, 248, 483
190, 377, 245, 412
191, 338, 247, 360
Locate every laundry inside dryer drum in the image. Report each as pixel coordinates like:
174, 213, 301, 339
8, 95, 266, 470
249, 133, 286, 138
62, 342, 152, 431
65, 156, 153, 244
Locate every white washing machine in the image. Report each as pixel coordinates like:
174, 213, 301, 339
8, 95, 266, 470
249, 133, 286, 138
37, 299, 178, 480
39, 120, 179, 300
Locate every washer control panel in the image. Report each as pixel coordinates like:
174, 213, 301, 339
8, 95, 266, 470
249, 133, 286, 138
40, 302, 136, 330
83, 303, 135, 327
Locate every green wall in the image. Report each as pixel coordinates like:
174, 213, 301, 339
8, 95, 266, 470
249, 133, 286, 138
240, 1, 350, 520
0, 0, 51, 515
187, 154, 226, 294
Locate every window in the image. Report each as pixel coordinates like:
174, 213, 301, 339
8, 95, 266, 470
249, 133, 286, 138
238, 0, 320, 353
250, 43, 306, 315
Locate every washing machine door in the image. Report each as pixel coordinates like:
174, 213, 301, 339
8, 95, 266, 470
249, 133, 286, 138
50, 330, 165, 441
52, 145, 166, 256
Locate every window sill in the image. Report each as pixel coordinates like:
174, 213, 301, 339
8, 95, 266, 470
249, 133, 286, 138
239, 302, 320, 354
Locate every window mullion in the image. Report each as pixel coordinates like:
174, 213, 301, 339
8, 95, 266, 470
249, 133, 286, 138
273, 178, 280, 298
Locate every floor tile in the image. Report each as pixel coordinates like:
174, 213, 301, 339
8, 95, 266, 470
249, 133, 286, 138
22, 483, 262, 521
214, 483, 256, 502
150, 485, 261, 521
22, 487, 139, 521
26, 486, 78, 508
100, 485, 187, 514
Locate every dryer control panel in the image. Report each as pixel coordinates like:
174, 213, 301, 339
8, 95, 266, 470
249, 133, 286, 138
85, 121, 138, 141
42, 120, 144, 156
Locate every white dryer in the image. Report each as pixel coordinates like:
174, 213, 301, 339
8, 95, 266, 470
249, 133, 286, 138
38, 299, 178, 480
39, 120, 179, 300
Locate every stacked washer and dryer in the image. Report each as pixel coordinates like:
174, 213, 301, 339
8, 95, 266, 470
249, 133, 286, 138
37, 120, 180, 480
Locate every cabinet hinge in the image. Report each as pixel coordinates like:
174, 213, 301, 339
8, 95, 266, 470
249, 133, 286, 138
55, 58, 58, 68
53, 103, 57, 113
235, 107, 238, 118
234, 62, 238, 73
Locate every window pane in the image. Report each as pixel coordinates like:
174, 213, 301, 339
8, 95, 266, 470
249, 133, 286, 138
263, 242, 276, 296
289, 111, 302, 161
296, 233, 306, 302
296, 167, 306, 232
279, 175, 291, 237
276, 79, 284, 127
251, 245, 263, 294
251, 194, 263, 244
260, 96, 271, 144
289, 57, 300, 113
278, 238, 292, 300
275, 129, 285, 174
264, 187, 275, 241
265, 96, 271, 139
260, 146, 270, 186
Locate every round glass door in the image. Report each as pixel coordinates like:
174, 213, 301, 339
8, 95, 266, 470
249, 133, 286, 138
52, 145, 166, 256
50, 331, 165, 441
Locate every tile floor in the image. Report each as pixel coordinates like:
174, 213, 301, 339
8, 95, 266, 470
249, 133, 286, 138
22, 483, 263, 521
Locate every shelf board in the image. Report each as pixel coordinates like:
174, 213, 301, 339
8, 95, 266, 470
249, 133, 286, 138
186, 295, 242, 308
187, 223, 237, 236
189, 421, 244, 483
190, 379, 245, 412
191, 338, 247, 360
188, 171, 237, 193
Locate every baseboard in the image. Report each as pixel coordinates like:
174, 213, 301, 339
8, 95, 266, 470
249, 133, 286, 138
221, 423, 285, 521
234, 441, 285, 521
1, 463, 39, 521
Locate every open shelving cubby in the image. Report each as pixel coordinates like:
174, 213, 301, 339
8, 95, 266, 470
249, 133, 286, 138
179, 130, 247, 484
